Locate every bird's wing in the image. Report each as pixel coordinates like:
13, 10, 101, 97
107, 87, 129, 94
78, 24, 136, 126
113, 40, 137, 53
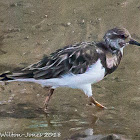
7, 42, 100, 80
33, 42, 99, 79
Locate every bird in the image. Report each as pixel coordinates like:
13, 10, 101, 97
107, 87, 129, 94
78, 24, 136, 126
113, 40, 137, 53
0, 27, 140, 111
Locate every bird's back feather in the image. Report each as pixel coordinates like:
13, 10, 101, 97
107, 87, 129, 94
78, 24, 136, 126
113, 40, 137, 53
0, 42, 100, 80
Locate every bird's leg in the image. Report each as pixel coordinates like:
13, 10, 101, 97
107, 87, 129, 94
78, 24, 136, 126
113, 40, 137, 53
82, 84, 106, 109
89, 96, 107, 109
44, 88, 54, 111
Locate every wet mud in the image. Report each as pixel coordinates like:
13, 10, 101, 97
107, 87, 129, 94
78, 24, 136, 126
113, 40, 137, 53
0, 0, 140, 140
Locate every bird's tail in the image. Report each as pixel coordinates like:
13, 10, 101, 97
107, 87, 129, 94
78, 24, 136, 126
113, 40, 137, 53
0, 71, 14, 81
0, 55, 48, 82
0, 70, 34, 81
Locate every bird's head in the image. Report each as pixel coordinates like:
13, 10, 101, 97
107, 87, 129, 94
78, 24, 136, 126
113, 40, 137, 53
103, 27, 140, 53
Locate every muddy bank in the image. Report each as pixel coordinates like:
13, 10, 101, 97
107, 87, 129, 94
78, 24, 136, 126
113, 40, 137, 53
0, 0, 140, 140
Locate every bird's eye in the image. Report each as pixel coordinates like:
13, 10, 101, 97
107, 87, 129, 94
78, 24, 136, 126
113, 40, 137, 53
120, 34, 127, 39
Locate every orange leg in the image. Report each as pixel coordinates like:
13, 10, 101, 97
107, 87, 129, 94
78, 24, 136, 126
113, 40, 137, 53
44, 88, 54, 111
89, 96, 107, 109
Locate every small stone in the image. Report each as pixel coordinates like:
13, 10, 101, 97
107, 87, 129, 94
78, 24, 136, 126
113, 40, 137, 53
121, 2, 128, 7
73, 9, 76, 14
82, 19, 85, 23
37, 94, 40, 97
97, 18, 101, 21
84, 128, 93, 136
23, 52, 27, 55
67, 22, 71, 26
44, 15, 48, 18
24, 36, 29, 39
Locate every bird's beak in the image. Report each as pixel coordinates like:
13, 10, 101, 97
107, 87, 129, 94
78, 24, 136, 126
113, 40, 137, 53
129, 38, 140, 46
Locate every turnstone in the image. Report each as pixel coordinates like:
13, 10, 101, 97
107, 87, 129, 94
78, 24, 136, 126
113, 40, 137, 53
0, 27, 140, 111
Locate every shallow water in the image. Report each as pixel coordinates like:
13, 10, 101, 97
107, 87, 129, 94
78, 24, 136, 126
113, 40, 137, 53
0, 0, 140, 139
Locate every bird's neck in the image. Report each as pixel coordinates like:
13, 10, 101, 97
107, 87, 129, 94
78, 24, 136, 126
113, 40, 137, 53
96, 41, 124, 55
96, 41, 109, 52
96, 41, 123, 76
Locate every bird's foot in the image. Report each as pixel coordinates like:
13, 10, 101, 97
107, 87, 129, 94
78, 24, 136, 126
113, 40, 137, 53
93, 100, 107, 109
89, 97, 107, 109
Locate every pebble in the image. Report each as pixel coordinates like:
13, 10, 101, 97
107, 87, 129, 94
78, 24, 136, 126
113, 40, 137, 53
37, 94, 40, 97
73, 9, 76, 14
24, 36, 29, 39
82, 19, 85, 23
67, 22, 71, 26
97, 18, 101, 21
44, 15, 48, 18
